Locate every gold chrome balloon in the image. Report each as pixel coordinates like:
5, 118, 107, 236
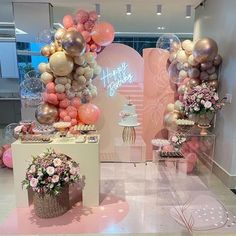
208, 79, 219, 90
35, 103, 58, 125
54, 28, 66, 41
49, 51, 74, 76
41, 45, 51, 57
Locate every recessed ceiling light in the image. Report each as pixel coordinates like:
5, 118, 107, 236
157, 26, 165, 30
186, 5, 191, 18
156, 4, 162, 15
15, 28, 28, 35
126, 4, 132, 15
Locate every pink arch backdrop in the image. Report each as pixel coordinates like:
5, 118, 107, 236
94, 44, 174, 161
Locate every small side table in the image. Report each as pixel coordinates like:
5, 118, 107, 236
118, 123, 140, 144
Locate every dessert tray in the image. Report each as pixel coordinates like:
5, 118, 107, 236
20, 134, 52, 143
159, 151, 184, 159
76, 125, 96, 133
32, 124, 55, 134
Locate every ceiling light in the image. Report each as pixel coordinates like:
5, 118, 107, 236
156, 4, 162, 15
157, 26, 165, 30
126, 4, 132, 15
95, 3, 101, 17
15, 28, 27, 35
186, 5, 191, 18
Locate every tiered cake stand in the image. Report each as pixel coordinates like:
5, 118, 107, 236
118, 122, 141, 144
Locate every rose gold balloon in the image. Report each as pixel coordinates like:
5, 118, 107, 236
35, 103, 58, 125
214, 54, 222, 66
55, 28, 66, 41
49, 51, 74, 76
188, 68, 200, 78
200, 71, 209, 81
193, 38, 218, 63
188, 78, 200, 88
208, 79, 219, 90
61, 31, 86, 56
200, 61, 213, 71
41, 45, 51, 57
207, 66, 216, 74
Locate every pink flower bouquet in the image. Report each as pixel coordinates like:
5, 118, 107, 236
183, 83, 224, 115
22, 149, 80, 195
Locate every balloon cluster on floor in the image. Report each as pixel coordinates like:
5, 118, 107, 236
37, 9, 115, 126
158, 36, 223, 128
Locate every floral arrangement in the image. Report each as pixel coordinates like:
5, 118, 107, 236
183, 83, 224, 115
170, 133, 187, 147
22, 149, 80, 195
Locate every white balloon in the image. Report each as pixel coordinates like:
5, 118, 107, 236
40, 72, 54, 85
167, 103, 175, 112
176, 50, 188, 64
38, 63, 47, 74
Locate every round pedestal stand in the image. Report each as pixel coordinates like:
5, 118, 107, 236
122, 126, 136, 144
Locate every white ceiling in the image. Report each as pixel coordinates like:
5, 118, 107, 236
0, 0, 202, 38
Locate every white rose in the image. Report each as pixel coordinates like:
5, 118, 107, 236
204, 101, 212, 109
194, 106, 200, 111
214, 94, 219, 101
70, 167, 77, 175
30, 178, 38, 188
46, 166, 55, 176
52, 175, 59, 183
53, 158, 62, 167
171, 136, 178, 142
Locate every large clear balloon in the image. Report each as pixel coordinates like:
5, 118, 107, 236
156, 34, 181, 52
61, 31, 86, 56
92, 22, 115, 46
35, 103, 59, 125
168, 60, 183, 84
38, 29, 54, 44
193, 37, 218, 63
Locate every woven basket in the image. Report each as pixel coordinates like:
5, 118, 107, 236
33, 185, 69, 218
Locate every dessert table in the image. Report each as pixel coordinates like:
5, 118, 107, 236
11, 137, 100, 207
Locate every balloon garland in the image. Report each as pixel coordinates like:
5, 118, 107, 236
36, 9, 115, 126
158, 36, 223, 128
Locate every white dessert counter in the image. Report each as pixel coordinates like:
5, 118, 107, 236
11, 137, 100, 207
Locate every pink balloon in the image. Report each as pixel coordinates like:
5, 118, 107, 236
78, 103, 101, 124
63, 15, 74, 29
89, 11, 98, 22
64, 115, 71, 122
66, 105, 77, 112
76, 10, 89, 24
82, 31, 91, 43
56, 93, 66, 101
76, 23, 85, 32
42, 92, 48, 102
90, 43, 97, 52
186, 152, 197, 164
3, 148, 13, 168
84, 20, 95, 32
86, 44, 91, 52
60, 110, 68, 119
59, 98, 70, 109
71, 97, 81, 109
92, 22, 115, 46
71, 118, 78, 126
68, 110, 77, 119
3, 144, 11, 151
46, 82, 56, 93
47, 94, 59, 105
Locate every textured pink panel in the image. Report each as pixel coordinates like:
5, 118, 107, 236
143, 48, 175, 160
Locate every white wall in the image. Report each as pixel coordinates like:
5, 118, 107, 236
194, 0, 236, 175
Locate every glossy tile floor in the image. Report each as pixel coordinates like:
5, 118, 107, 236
1, 160, 236, 236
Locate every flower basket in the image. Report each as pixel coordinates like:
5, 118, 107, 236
33, 184, 69, 218
22, 149, 80, 218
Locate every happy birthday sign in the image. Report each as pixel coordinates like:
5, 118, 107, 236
101, 62, 134, 96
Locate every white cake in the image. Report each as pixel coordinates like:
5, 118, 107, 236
119, 103, 140, 126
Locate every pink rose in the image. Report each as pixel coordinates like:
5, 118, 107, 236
30, 178, 38, 188
52, 175, 59, 183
